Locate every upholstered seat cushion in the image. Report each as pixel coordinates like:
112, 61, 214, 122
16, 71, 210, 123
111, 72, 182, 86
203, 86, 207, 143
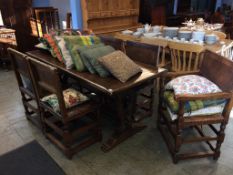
98, 51, 142, 82
81, 46, 115, 77
165, 75, 222, 95
77, 44, 105, 74
163, 91, 225, 114
166, 104, 225, 121
41, 88, 89, 112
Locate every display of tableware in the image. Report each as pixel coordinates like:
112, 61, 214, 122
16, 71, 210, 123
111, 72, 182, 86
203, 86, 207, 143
178, 30, 192, 41
163, 27, 179, 38
122, 30, 133, 35
137, 28, 144, 33
144, 24, 151, 33
196, 18, 204, 26
205, 34, 217, 44
133, 31, 142, 37
152, 26, 160, 33
192, 31, 205, 41
214, 23, 224, 29
143, 32, 157, 38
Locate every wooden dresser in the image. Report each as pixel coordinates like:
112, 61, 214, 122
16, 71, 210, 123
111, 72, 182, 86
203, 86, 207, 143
81, 0, 142, 35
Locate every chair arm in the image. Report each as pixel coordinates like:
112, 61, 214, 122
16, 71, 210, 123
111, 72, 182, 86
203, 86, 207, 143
175, 92, 232, 102
164, 71, 200, 79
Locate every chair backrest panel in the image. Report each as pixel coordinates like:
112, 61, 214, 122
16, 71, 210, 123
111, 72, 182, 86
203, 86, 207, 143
140, 37, 168, 67
28, 57, 67, 117
168, 41, 204, 72
8, 48, 33, 90
125, 41, 159, 68
220, 42, 233, 60
99, 35, 124, 51
200, 50, 233, 91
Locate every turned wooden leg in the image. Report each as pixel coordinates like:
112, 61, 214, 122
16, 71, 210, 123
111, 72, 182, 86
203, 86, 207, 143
214, 122, 226, 160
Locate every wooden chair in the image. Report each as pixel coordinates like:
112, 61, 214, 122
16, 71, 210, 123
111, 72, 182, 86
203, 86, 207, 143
125, 41, 159, 122
158, 50, 233, 163
206, 31, 226, 40
27, 57, 102, 159
141, 37, 169, 68
99, 35, 125, 51
168, 41, 204, 74
220, 42, 233, 60
8, 48, 41, 128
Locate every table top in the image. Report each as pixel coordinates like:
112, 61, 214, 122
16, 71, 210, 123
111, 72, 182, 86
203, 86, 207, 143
27, 50, 166, 96
115, 33, 233, 53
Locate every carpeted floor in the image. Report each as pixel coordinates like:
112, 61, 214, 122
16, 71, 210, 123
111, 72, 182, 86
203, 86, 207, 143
0, 140, 66, 175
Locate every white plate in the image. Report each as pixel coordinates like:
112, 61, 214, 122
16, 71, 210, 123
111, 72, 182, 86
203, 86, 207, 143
122, 30, 133, 35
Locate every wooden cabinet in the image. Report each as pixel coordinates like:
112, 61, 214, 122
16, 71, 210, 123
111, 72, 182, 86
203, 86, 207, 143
0, 0, 38, 52
81, 0, 142, 34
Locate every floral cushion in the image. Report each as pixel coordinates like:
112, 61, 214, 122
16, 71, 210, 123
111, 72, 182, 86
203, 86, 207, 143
41, 88, 88, 112
165, 75, 222, 95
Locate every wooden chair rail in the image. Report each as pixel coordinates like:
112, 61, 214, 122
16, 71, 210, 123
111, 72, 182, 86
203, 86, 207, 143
175, 92, 232, 101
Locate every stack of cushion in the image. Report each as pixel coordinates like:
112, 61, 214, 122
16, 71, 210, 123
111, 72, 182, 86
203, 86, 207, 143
163, 75, 226, 120
39, 33, 142, 83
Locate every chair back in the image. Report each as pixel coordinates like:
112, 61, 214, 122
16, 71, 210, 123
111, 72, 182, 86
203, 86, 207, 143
125, 40, 159, 68
99, 35, 125, 51
200, 50, 233, 92
168, 41, 204, 72
213, 31, 226, 40
27, 57, 67, 117
8, 48, 33, 92
141, 37, 168, 67
220, 42, 233, 60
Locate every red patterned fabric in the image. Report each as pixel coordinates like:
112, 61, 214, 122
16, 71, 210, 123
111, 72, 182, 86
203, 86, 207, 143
43, 34, 63, 63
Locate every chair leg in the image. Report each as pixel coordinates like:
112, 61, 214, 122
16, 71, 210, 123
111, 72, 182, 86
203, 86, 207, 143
63, 124, 73, 159
214, 122, 226, 160
173, 127, 182, 163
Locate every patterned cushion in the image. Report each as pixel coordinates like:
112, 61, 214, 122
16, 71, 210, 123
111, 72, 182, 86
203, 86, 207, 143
163, 91, 225, 114
43, 34, 63, 63
64, 35, 101, 72
167, 104, 225, 121
98, 51, 142, 82
54, 36, 73, 69
41, 88, 89, 112
78, 44, 105, 74
82, 46, 115, 77
165, 75, 222, 95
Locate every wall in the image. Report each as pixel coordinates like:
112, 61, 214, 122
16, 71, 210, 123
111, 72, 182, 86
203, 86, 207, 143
49, 0, 71, 26
222, 0, 233, 8
33, 0, 82, 29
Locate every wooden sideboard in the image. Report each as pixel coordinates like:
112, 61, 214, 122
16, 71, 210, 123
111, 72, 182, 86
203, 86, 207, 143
81, 0, 142, 34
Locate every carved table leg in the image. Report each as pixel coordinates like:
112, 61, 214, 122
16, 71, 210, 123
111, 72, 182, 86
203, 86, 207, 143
101, 93, 147, 152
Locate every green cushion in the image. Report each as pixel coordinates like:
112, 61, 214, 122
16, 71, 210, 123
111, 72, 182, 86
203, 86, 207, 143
78, 44, 105, 74
64, 35, 101, 72
163, 91, 225, 114
82, 46, 115, 77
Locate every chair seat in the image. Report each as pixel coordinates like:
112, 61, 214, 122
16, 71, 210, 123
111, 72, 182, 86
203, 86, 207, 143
41, 88, 89, 113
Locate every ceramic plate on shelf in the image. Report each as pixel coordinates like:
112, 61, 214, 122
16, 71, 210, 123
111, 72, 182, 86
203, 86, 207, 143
122, 30, 133, 35
143, 32, 161, 38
